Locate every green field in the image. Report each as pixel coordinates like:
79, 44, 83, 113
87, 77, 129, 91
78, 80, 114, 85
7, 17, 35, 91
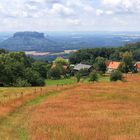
45, 75, 110, 86
45, 77, 77, 86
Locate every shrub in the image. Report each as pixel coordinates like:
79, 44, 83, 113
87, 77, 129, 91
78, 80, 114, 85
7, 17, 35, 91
49, 65, 62, 79
75, 72, 81, 83
79, 68, 89, 76
89, 71, 98, 82
14, 78, 31, 87
110, 70, 123, 81
25, 68, 45, 86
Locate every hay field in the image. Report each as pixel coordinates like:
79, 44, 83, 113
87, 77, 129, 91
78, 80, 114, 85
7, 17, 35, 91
0, 74, 139, 140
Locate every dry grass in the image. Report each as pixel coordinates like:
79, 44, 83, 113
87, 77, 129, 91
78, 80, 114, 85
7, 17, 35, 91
27, 74, 140, 140
0, 74, 139, 140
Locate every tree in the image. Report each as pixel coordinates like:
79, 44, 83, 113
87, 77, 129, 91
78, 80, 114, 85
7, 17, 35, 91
14, 78, 31, 87
89, 71, 98, 82
94, 57, 106, 73
133, 49, 140, 61
119, 52, 134, 73
32, 61, 50, 78
0, 51, 45, 87
54, 57, 69, 66
25, 68, 45, 86
49, 65, 62, 79
110, 70, 123, 81
75, 72, 81, 83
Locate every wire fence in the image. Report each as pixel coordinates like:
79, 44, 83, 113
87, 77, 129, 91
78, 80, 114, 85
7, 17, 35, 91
0, 84, 74, 107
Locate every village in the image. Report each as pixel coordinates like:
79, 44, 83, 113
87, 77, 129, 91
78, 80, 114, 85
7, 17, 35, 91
48, 55, 140, 84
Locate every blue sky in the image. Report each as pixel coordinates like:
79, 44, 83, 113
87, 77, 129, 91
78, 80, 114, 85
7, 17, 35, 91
0, 0, 140, 31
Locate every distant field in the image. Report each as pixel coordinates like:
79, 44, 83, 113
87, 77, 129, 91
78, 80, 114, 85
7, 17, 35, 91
45, 75, 110, 86
0, 74, 139, 140
45, 77, 76, 86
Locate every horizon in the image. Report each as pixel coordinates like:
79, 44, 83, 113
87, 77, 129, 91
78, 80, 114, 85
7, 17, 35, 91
1, 31, 140, 34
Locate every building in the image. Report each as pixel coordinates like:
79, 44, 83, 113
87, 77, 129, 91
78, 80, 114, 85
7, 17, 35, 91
106, 61, 121, 73
73, 63, 93, 75
134, 62, 140, 72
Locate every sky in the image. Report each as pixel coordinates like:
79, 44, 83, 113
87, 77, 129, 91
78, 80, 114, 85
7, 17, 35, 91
0, 0, 140, 32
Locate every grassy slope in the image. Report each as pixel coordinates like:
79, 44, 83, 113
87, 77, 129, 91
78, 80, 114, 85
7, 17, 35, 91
0, 74, 139, 140
27, 75, 140, 140
0, 85, 77, 140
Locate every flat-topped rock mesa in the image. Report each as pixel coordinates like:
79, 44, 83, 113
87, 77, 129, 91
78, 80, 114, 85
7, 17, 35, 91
13, 31, 45, 39
0, 31, 62, 52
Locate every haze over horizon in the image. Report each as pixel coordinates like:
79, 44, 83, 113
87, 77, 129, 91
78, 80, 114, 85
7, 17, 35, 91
0, 0, 140, 32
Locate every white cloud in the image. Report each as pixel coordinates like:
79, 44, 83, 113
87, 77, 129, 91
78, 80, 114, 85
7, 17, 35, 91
105, 10, 114, 15
102, 0, 140, 13
0, 0, 139, 31
83, 6, 94, 13
51, 3, 74, 17
96, 9, 104, 16
103, 0, 121, 6
66, 18, 81, 25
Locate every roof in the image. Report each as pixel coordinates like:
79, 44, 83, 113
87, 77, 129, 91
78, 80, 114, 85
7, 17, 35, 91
51, 64, 68, 70
105, 60, 112, 67
107, 61, 121, 70
135, 62, 140, 69
73, 63, 92, 71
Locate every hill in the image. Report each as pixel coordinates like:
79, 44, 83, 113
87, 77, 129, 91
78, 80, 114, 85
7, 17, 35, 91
0, 31, 61, 52
0, 74, 139, 139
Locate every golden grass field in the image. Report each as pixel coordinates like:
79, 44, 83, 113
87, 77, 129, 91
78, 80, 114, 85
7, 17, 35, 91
0, 74, 140, 140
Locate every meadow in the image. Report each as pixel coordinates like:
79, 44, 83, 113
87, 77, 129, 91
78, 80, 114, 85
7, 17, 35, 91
0, 74, 139, 140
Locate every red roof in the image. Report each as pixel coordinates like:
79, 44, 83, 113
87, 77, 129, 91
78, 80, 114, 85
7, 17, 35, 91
107, 61, 121, 69
105, 60, 112, 67
135, 62, 140, 69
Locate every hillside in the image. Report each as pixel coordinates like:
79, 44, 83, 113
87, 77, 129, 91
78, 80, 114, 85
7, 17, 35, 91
0, 74, 139, 140
0, 32, 61, 52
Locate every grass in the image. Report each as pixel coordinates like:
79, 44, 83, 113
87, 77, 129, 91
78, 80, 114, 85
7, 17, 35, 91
27, 74, 140, 140
45, 77, 76, 86
45, 74, 110, 86
98, 75, 110, 82
80, 74, 110, 83
0, 74, 139, 140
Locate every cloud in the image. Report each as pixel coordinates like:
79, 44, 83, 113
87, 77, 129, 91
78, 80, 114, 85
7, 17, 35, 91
0, 0, 139, 31
102, 0, 140, 13
66, 18, 81, 25
96, 9, 104, 16
51, 3, 74, 17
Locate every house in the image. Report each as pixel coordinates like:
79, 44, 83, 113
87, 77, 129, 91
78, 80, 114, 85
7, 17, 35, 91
106, 61, 121, 73
134, 62, 140, 72
51, 64, 68, 71
105, 60, 112, 67
73, 63, 93, 75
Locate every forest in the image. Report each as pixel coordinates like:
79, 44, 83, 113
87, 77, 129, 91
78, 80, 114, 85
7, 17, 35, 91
69, 42, 140, 64
0, 42, 140, 87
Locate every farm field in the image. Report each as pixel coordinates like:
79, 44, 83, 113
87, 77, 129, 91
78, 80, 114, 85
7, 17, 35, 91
0, 74, 139, 140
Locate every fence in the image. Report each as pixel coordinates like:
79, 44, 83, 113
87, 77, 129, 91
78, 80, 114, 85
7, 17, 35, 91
0, 84, 73, 107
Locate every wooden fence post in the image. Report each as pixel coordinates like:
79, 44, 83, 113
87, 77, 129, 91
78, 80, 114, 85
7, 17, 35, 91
21, 92, 24, 103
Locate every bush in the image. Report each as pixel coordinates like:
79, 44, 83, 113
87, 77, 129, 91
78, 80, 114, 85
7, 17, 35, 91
25, 68, 45, 86
89, 71, 98, 82
78, 68, 89, 76
110, 70, 123, 81
50, 66, 61, 79
75, 72, 81, 83
14, 78, 31, 87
